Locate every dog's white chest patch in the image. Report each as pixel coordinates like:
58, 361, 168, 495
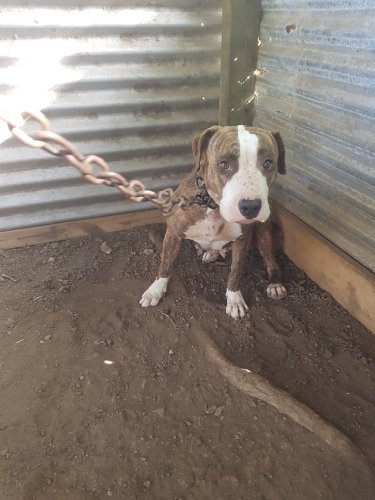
184, 209, 242, 251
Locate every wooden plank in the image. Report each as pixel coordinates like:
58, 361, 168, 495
273, 202, 375, 334
219, 0, 261, 126
0, 209, 164, 249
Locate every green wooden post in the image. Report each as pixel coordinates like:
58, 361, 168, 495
219, 0, 261, 126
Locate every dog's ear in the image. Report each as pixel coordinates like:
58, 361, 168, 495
192, 126, 221, 174
272, 131, 286, 175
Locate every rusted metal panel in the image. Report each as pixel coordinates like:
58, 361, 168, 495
0, 1, 221, 230
254, 0, 375, 272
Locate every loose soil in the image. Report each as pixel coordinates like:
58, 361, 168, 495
0, 224, 374, 500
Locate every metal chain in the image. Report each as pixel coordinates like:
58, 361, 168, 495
0, 110, 189, 217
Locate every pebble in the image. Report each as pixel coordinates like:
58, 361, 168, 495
44, 335, 52, 341
143, 480, 151, 488
48, 257, 55, 263
6, 318, 15, 328
100, 242, 112, 255
323, 349, 333, 359
1, 449, 11, 459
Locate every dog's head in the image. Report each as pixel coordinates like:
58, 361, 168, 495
192, 125, 285, 224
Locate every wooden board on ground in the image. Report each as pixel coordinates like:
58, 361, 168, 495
273, 202, 375, 334
0, 210, 164, 249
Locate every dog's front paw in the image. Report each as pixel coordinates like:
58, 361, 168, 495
267, 283, 287, 300
225, 290, 249, 319
140, 278, 169, 307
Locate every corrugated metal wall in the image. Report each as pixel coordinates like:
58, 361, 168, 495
0, 1, 221, 230
254, 0, 375, 272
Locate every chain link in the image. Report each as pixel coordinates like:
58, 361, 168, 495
0, 110, 189, 217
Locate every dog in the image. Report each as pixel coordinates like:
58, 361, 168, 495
140, 125, 287, 319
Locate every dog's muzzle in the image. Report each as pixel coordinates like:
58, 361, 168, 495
238, 198, 262, 219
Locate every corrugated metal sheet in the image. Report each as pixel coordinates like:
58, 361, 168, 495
254, 0, 375, 272
0, 1, 221, 230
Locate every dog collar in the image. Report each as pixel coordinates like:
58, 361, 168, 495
192, 176, 219, 209
178, 176, 219, 212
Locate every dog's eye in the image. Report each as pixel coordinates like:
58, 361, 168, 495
219, 160, 230, 172
263, 159, 273, 170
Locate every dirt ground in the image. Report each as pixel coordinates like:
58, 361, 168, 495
0, 224, 374, 500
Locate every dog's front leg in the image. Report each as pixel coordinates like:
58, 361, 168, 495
226, 229, 252, 319
255, 221, 287, 300
140, 227, 182, 307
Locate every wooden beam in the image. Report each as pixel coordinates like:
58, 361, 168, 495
273, 202, 375, 334
219, 0, 261, 126
0, 209, 164, 249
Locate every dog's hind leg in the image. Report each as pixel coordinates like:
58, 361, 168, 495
202, 250, 220, 263
255, 220, 287, 300
140, 227, 182, 307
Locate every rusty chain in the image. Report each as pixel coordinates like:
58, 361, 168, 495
0, 110, 190, 216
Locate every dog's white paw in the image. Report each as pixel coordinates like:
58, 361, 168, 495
202, 250, 220, 263
140, 278, 169, 307
226, 290, 249, 319
267, 283, 287, 300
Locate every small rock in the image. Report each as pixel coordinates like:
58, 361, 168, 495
44, 335, 52, 341
51, 242, 59, 249
79, 375, 85, 380
142, 248, 154, 256
168, 349, 174, 355
0, 449, 11, 459
214, 406, 226, 417
151, 407, 165, 417
324, 349, 333, 359
100, 242, 112, 255
48, 257, 55, 263
205, 405, 217, 415
5, 318, 15, 328
143, 480, 151, 488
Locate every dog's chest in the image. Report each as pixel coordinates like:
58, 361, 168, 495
184, 209, 242, 250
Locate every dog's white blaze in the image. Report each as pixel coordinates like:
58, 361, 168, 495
185, 208, 242, 251
220, 125, 270, 223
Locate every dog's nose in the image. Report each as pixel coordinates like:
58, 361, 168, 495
238, 199, 262, 219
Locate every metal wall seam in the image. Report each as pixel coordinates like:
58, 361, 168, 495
0, 1, 222, 230
254, 0, 375, 272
